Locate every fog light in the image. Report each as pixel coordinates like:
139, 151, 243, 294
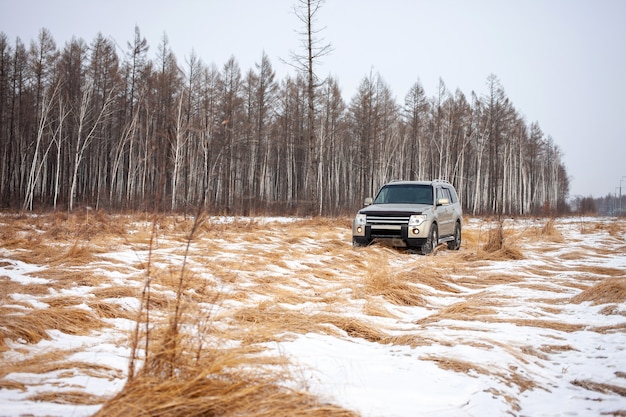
412, 228, 419, 235
357, 226, 363, 234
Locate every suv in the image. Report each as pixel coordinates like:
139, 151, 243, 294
352, 180, 462, 254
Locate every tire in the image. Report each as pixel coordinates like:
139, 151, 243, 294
352, 237, 368, 248
447, 222, 462, 250
420, 224, 438, 255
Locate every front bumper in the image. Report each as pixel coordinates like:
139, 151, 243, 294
353, 224, 428, 248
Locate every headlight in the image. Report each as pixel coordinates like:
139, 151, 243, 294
354, 213, 367, 226
408, 214, 427, 226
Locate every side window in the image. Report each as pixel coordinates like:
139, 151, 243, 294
445, 186, 457, 203
437, 187, 450, 202
442, 188, 451, 201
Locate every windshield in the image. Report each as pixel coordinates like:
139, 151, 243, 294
373, 184, 433, 205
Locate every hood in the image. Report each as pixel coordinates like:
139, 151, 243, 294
358, 203, 431, 215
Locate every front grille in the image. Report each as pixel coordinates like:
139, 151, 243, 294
366, 215, 410, 225
366, 214, 409, 238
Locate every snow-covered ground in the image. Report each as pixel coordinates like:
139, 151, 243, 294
0, 215, 624, 416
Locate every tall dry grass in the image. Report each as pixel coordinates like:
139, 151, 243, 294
94, 213, 359, 417
570, 278, 626, 306
360, 256, 426, 307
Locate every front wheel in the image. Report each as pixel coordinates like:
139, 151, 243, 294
447, 222, 462, 250
420, 224, 438, 255
352, 237, 369, 248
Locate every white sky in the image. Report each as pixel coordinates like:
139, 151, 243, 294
2, 0, 625, 198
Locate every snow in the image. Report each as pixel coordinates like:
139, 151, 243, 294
0, 216, 625, 416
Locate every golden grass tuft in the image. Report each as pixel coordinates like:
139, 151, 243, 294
416, 300, 498, 325
229, 303, 329, 343
319, 315, 388, 343
400, 265, 460, 294
504, 318, 585, 333
0, 305, 106, 350
420, 355, 491, 376
573, 265, 626, 277
363, 300, 399, 319
538, 218, 564, 242
96, 369, 358, 417
483, 222, 505, 253
463, 245, 524, 261
570, 278, 626, 305
472, 221, 524, 260
27, 390, 109, 405
87, 300, 135, 320
360, 257, 426, 306
571, 379, 626, 397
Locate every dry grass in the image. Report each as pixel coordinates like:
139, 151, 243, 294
319, 314, 388, 343
363, 300, 399, 319
457, 220, 525, 261
538, 218, 564, 242
1, 213, 625, 415
571, 379, 626, 397
361, 261, 426, 307
570, 278, 626, 305
416, 300, 498, 325
96, 367, 358, 417
0, 305, 105, 352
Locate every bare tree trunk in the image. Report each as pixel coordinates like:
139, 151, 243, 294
69, 82, 114, 212
23, 84, 59, 211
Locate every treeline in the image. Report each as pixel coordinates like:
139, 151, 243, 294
0, 27, 569, 215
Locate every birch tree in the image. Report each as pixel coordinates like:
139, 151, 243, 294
69, 81, 115, 211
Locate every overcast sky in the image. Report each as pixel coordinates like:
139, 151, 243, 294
2, 0, 625, 198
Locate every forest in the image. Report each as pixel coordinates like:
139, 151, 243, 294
0, 25, 570, 216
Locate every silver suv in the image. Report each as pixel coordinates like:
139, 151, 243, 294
352, 180, 462, 254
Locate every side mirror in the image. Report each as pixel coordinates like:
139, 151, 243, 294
364, 197, 373, 206
437, 198, 450, 206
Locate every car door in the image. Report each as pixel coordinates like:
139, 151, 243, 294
435, 186, 454, 236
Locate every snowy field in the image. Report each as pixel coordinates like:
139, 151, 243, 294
0, 213, 624, 416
